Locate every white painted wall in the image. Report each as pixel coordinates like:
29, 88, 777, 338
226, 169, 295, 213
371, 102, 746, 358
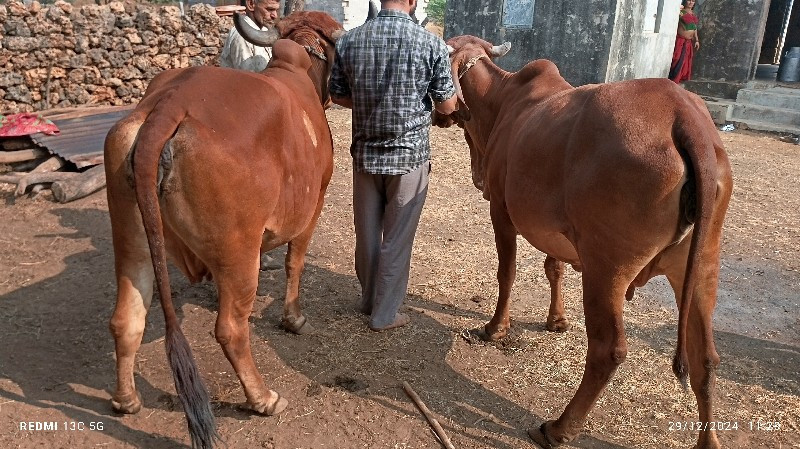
606, 0, 682, 81
633, 0, 681, 79
342, 0, 430, 30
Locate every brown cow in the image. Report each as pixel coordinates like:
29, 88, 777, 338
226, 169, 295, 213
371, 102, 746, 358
435, 36, 732, 449
104, 11, 344, 448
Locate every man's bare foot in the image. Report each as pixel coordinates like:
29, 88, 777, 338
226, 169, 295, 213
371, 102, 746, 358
369, 313, 410, 332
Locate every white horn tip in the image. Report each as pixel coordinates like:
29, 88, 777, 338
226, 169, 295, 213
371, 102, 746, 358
490, 42, 512, 57
447, 45, 456, 55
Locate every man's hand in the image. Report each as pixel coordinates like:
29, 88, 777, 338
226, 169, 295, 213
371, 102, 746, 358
434, 94, 458, 115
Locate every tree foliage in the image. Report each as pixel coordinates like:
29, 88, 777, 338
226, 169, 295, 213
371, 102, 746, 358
426, 0, 446, 25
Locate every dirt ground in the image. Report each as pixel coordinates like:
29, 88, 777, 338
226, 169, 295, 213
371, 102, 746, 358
0, 108, 798, 449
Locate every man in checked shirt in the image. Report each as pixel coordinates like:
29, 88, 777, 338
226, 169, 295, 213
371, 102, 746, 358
330, 0, 458, 331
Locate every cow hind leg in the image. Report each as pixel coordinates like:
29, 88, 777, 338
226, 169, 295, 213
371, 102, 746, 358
483, 201, 517, 341
280, 197, 326, 335
529, 267, 628, 447
664, 265, 721, 449
108, 204, 154, 414
213, 251, 288, 416
544, 255, 571, 332
280, 236, 314, 334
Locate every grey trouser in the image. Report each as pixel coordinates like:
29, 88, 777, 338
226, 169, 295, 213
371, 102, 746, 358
353, 161, 430, 329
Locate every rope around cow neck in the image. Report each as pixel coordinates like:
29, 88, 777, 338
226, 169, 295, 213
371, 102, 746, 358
458, 54, 487, 79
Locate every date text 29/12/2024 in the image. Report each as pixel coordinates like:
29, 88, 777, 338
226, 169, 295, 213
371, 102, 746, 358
668, 420, 782, 432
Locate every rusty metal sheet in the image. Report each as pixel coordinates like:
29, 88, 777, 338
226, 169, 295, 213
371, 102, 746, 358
30, 105, 134, 168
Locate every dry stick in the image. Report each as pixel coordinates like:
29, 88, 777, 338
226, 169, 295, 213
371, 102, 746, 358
402, 381, 455, 449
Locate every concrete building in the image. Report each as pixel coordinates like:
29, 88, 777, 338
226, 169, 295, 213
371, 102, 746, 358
445, 0, 681, 87
446, 0, 800, 133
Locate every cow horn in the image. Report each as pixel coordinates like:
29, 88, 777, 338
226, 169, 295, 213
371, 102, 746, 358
234, 12, 281, 47
489, 42, 512, 57
449, 59, 471, 121
367, 0, 378, 20
447, 45, 456, 55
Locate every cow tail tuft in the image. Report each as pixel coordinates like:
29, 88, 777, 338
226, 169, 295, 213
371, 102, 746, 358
133, 105, 221, 449
166, 329, 220, 449
671, 104, 716, 390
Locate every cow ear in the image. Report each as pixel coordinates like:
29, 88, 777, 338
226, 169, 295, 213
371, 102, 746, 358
331, 29, 347, 42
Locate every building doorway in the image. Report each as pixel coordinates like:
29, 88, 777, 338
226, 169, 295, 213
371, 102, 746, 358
758, 0, 797, 81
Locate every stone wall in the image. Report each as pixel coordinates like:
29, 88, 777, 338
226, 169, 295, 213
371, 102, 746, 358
0, 0, 233, 114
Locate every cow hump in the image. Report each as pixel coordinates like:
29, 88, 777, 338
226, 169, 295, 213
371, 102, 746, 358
269, 39, 313, 72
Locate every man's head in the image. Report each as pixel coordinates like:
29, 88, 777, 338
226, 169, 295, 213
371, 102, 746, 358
245, 0, 280, 28
381, 0, 417, 16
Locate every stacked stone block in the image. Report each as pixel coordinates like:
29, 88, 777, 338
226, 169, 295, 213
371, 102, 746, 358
0, 0, 233, 113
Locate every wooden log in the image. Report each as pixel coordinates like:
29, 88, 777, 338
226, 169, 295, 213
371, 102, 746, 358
402, 381, 455, 449
30, 155, 66, 174
51, 164, 106, 203
0, 137, 34, 150
0, 148, 48, 163
0, 174, 22, 184
15, 171, 79, 196
10, 157, 48, 172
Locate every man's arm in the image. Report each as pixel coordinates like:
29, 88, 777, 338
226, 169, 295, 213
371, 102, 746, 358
429, 40, 458, 116
329, 43, 353, 109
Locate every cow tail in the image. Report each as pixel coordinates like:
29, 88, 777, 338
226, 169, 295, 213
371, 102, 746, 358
671, 108, 716, 389
132, 109, 220, 449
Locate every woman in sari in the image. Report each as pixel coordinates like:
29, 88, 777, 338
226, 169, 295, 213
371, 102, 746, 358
669, 0, 700, 84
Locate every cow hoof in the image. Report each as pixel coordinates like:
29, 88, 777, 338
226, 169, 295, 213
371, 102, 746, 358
249, 392, 288, 416
481, 324, 508, 341
546, 318, 572, 333
111, 392, 142, 414
527, 422, 561, 449
281, 315, 314, 335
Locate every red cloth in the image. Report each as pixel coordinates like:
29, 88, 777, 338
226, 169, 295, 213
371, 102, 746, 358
669, 36, 694, 84
0, 113, 60, 137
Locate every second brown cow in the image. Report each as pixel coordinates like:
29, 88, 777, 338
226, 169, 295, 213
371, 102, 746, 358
436, 35, 732, 449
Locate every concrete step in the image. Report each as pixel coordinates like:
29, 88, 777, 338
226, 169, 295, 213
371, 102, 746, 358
730, 103, 800, 127
736, 87, 800, 109
703, 99, 734, 125
729, 119, 800, 135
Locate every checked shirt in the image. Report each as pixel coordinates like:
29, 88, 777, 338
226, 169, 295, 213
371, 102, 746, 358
330, 9, 456, 175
